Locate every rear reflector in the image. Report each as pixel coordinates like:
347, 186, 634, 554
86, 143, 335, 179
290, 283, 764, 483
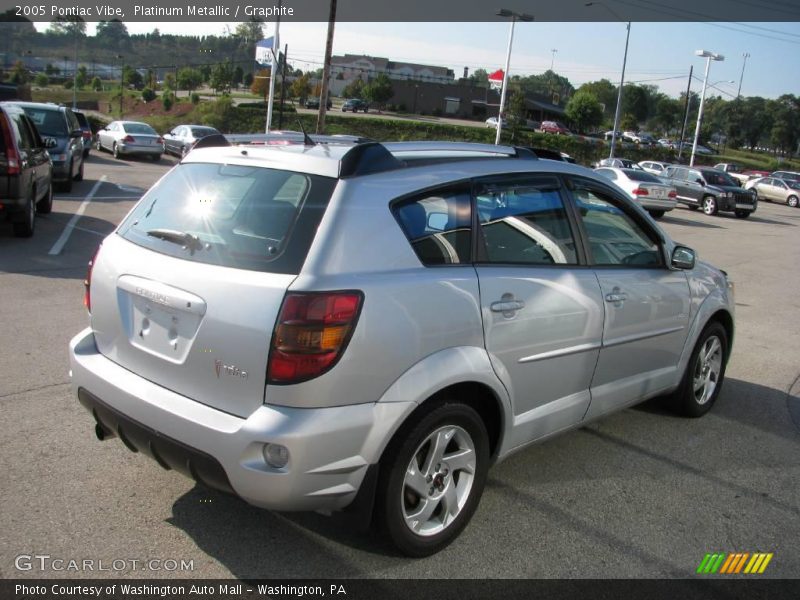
267, 291, 363, 385
84, 245, 102, 312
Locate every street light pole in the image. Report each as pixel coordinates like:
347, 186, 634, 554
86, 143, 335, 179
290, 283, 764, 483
736, 52, 750, 99
585, 3, 629, 159
690, 50, 724, 167
495, 8, 533, 146
550, 49, 557, 71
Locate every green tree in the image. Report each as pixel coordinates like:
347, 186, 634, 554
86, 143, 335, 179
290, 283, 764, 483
290, 73, 311, 103
75, 65, 88, 89
653, 97, 682, 135
177, 67, 203, 92
141, 87, 156, 102
91, 76, 102, 91
621, 84, 649, 125
619, 113, 638, 132
210, 61, 233, 94
517, 70, 574, 103
576, 79, 617, 118
164, 72, 176, 90
341, 78, 365, 99
363, 73, 394, 109
468, 68, 489, 87
48, 16, 86, 37
162, 90, 174, 111
232, 66, 244, 89
565, 89, 604, 133
122, 65, 143, 89
95, 19, 129, 50
8, 61, 29, 85
34, 73, 49, 87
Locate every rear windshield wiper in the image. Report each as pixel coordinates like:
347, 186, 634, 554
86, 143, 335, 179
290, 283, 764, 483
146, 228, 203, 254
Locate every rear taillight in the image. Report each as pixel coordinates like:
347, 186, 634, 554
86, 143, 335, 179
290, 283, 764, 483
632, 187, 649, 196
668, 190, 677, 198
122, 135, 135, 143
84, 245, 101, 312
0, 116, 20, 175
267, 291, 363, 384
156, 136, 164, 144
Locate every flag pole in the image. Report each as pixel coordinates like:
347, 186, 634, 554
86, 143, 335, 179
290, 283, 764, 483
265, 1, 282, 133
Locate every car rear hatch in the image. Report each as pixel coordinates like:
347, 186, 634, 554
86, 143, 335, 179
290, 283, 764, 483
89, 161, 337, 417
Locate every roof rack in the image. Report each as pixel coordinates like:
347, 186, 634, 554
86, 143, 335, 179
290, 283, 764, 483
339, 141, 537, 178
225, 132, 374, 146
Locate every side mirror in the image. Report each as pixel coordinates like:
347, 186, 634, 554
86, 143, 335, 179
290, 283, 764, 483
671, 246, 696, 270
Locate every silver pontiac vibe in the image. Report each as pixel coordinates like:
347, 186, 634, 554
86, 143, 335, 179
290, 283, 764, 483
70, 140, 734, 557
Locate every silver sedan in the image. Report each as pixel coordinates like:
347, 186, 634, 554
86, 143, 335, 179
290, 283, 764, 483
595, 166, 678, 218
96, 121, 163, 161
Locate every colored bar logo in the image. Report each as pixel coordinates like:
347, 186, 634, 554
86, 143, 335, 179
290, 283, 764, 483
696, 552, 773, 574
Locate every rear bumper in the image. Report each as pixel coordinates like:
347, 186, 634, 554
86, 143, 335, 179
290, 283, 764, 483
69, 328, 412, 512
51, 161, 71, 182
117, 143, 161, 156
637, 197, 677, 211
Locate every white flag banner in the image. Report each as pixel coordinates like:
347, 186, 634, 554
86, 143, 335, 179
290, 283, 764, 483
255, 37, 275, 66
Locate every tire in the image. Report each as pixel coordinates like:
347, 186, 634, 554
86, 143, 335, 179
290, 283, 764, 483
734, 210, 751, 219
95, 138, 102, 151
61, 167, 73, 193
648, 210, 665, 219
702, 195, 718, 216
113, 143, 121, 159
151, 154, 161, 162
376, 400, 489, 557
74, 158, 84, 181
669, 322, 728, 418
788, 195, 799, 208
36, 183, 53, 214
12, 191, 35, 238
181, 145, 189, 158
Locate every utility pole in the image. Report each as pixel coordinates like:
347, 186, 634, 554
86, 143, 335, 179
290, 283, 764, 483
278, 44, 288, 130
316, 0, 337, 134
265, 0, 282, 132
677, 65, 693, 161
736, 52, 750, 99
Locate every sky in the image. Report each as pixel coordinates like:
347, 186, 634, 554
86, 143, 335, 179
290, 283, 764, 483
36, 20, 800, 100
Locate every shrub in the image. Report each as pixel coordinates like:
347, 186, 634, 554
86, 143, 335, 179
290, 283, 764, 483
141, 87, 156, 102
34, 73, 49, 87
162, 91, 174, 111
190, 92, 200, 105
63, 80, 73, 89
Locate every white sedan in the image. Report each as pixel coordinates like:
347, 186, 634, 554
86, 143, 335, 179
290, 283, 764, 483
485, 116, 505, 129
594, 167, 677, 218
96, 120, 163, 161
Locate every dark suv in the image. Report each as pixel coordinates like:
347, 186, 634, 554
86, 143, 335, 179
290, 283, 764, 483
661, 165, 757, 218
11, 102, 84, 192
342, 98, 368, 113
0, 102, 53, 237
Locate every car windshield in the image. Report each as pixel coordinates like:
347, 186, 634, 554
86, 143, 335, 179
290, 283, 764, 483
123, 123, 157, 135
22, 108, 67, 136
621, 169, 661, 183
701, 170, 736, 186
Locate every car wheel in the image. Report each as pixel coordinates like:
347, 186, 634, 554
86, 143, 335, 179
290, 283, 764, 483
95, 138, 102, 151
36, 182, 53, 214
669, 322, 728, 418
151, 154, 161, 162
181, 145, 189, 158
74, 158, 84, 181
702, 196, 718, 216
12, 190, 35, 238
377, 400, 489, 557
788, 195, 799, 208
113, 143, 121, 159
83, 148, 90, 158
648, 210, 665, 219
734, 210, 751, 219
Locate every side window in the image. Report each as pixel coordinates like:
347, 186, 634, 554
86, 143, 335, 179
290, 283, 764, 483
475, 177, 578, 265
394, 187, 471, 266
21, 115, 43, 148
11, 114, 32, 150
571, 183, 663, 268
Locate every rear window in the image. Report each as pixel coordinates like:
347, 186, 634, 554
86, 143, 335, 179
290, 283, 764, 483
21, 107, 67, 136
123, 122, 157, 135
118, 163, 337, 274
191, 127, 218, 137
622, 169, 660, 183
74, 112, 89, 127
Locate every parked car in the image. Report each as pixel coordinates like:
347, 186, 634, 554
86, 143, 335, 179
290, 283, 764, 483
594, 167, 677, 218
639, 160, 672, 176
0, 102, 53, 237
304, 97, 332, 110
162, 125, 221, 158
342, 98, 369, 113
70, 140, 734, 557
95, 121, 163, 161
658, 138, 676, 148
540, 120, 571, 135
604, 130, 623, 141
694, 144, 714, 155
624, 131, 656, 145
485, 116, 504, 129
73, 110, 93, 158
661, 165, 757, 217
744, 176, 800, 207
597, 157, 642, 170
770, 170, 800, 182
712, 163, 752, 185
12, 101, 84, 192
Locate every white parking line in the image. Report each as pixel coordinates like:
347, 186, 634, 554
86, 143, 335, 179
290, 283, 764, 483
48, 176, 107, 255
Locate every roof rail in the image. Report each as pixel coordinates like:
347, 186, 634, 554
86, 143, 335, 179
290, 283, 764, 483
339, 141, 538, 178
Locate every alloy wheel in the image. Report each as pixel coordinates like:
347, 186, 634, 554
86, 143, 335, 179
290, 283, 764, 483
692, 335, 723, 405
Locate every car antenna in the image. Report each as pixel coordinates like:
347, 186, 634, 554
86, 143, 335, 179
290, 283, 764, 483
296, 120, 316, 146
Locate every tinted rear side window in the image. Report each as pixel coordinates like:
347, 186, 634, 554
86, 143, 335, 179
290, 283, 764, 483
118, 163, 337, 274
23, 108, 67, 136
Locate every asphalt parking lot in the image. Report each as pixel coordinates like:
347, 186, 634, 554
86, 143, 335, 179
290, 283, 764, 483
1, 152, 798, 579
